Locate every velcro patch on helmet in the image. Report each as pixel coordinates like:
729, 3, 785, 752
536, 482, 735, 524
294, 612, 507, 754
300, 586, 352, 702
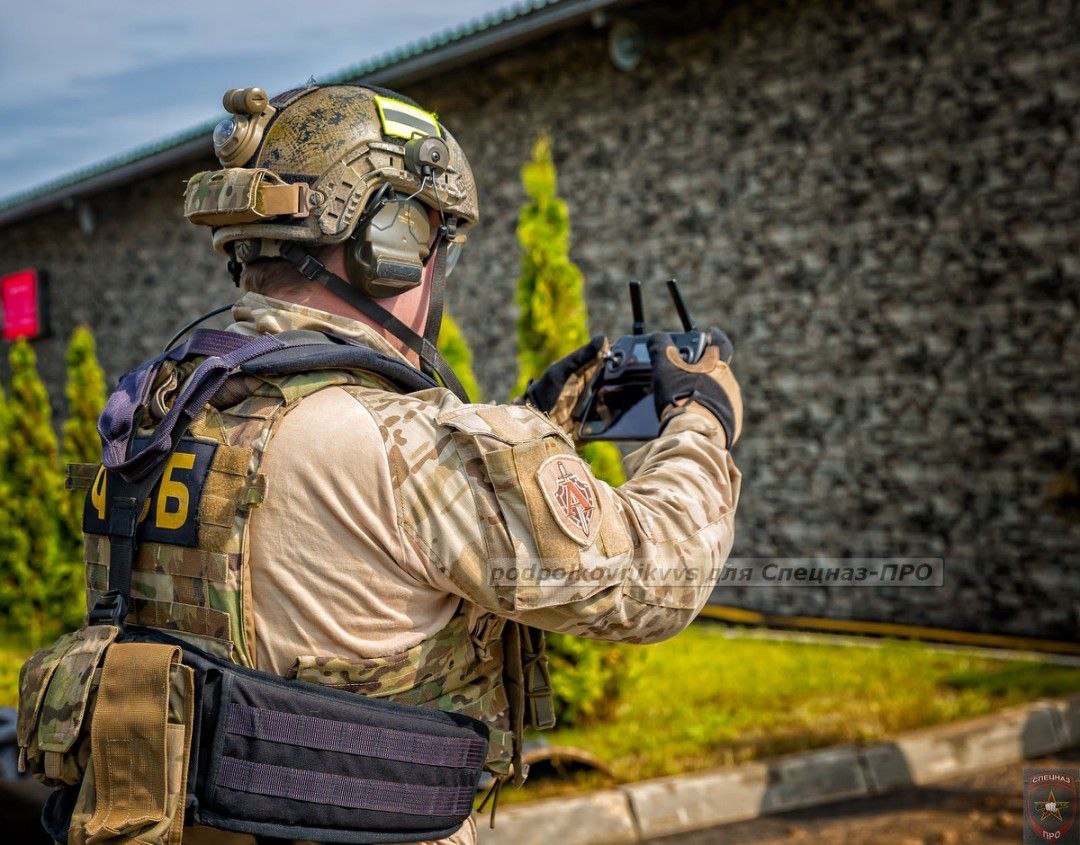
373, 95, 441, 140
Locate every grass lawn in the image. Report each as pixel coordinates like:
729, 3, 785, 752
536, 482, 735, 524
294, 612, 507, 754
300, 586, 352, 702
3, 623, 1078, 808
501, 623, 1080, 804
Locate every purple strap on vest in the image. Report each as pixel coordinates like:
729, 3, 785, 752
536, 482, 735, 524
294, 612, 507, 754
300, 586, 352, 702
99, 330, 283, 480
226, 702, 485, 770
177, 328, 259, 359
217, 757, 476, 818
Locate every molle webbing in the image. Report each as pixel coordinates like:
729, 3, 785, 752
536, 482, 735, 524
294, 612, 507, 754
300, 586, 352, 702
217, 759, 475, 818
225, 702, 485, 769
503, 621, 554, 786
84, 439, 254, 664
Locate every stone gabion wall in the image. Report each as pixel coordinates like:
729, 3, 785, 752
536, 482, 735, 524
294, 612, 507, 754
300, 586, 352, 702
1, 0, 1077, 639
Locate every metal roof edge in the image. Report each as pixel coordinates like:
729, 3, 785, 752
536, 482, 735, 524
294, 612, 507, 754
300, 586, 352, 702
0, 0, 623, 231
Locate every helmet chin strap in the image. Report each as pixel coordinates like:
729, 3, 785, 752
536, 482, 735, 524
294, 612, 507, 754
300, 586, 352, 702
422, 232, 447, 370
278, 238, 469, 402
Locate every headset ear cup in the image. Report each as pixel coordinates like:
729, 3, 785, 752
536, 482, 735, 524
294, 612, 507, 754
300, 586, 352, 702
345, 198, 430, 299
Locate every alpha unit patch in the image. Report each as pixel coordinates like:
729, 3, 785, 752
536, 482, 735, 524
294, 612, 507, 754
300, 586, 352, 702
373, 95, 442, 140
536, 455, 602, 548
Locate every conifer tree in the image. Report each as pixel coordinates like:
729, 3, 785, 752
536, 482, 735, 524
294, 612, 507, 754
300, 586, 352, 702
514, 135, 590, 394
3, 341, 63, 642
438, 313, 483, 403
55, 327, 107, 629
61, 328, 106, 527
514, 135, 634, 727
514, 134, 625, 487
0, 383, 31, 633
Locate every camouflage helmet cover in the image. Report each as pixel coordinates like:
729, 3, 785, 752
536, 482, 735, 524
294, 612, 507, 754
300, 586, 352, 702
189, 84, 479, 256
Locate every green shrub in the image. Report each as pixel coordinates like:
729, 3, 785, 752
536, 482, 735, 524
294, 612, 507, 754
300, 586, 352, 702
513, 135, 624, 486
439, 313, 483, 402
61, 328, 106, 517
0, 329, 104, 641
545, 632, 641, 726
56, 327, 106, 629
0, 383, 31, 633
514, 134, 635, 727
1, 341, 63, 643
514, 135, 591, 395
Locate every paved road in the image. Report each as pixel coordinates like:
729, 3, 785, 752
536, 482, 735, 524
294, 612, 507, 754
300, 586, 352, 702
649, 747, 1080, 844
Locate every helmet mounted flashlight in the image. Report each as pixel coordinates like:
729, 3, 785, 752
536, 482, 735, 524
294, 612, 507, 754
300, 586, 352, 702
213, 87, 276, 167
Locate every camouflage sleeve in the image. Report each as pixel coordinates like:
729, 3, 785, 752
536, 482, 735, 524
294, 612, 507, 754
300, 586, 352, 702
358, 387, 740, 644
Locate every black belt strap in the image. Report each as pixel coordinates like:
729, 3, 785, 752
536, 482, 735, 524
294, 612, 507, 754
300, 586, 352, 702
422, 238, 447, 358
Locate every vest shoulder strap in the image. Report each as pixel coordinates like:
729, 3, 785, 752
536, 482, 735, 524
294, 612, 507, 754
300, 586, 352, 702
101, 329, 437, 479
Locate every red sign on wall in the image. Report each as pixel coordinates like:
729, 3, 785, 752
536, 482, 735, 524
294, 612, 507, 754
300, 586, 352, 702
2, 268, 45, 341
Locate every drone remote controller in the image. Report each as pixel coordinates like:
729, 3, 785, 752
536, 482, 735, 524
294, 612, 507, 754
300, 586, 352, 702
576, 279, 708, 442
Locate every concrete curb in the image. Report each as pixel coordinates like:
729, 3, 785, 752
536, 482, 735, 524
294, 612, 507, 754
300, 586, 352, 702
475, 694, 1080, 844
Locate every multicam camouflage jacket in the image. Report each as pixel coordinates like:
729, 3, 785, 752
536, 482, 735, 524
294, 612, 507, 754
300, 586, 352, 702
225, 294, 742, 634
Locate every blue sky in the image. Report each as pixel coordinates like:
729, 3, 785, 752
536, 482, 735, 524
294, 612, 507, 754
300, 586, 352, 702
0, 0, 517, 203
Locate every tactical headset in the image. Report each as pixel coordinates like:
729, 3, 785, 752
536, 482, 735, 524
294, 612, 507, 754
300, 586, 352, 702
342, 133, 457, 298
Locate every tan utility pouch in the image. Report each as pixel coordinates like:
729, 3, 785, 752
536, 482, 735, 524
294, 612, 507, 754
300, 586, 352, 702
18, 633, 195, 844
184, 168, 310, 226
69, 642, 195, 845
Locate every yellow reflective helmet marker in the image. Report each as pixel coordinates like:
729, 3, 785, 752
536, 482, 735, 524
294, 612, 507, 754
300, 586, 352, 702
373, 95, 441, 140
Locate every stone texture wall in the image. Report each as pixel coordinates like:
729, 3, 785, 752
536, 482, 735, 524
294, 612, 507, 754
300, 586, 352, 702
1, 0, 1077, 639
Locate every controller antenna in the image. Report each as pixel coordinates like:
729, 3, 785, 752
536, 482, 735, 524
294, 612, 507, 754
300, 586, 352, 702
629, 280, 646, 335
666, 278, 696, 331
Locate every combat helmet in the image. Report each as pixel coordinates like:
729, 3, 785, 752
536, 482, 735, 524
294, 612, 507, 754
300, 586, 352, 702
183, 83, 479, 397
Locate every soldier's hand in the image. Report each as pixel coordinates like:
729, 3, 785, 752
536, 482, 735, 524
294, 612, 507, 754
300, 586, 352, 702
521, 335, 608, 438
649, 329, 743, 447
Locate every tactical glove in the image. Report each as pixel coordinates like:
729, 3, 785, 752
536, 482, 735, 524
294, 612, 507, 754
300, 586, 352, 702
521, 335, 608, 438
649, 329, 743, 447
